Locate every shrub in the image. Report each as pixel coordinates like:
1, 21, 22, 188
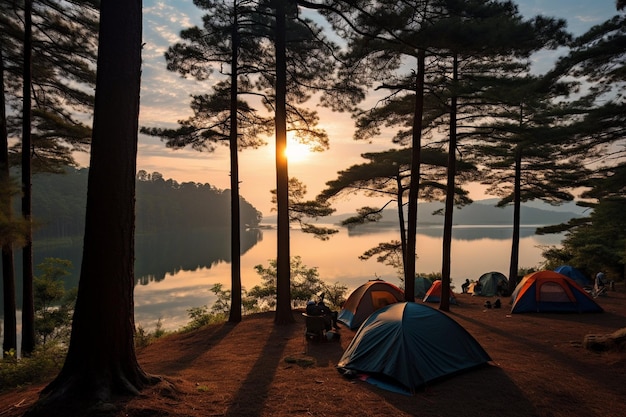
0, 345, 66, 392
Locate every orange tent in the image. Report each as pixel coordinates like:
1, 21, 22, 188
337, 280, 404, 329
510, 270, 603, 313
423, 280, 458, 304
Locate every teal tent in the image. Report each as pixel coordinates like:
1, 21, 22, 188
475, 271, 509, 296
337, 302, 491, 394
413, 277, 432, 299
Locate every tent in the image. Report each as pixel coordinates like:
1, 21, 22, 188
474, 271, 509, 296
413, 277, 433, 299
423, 280, 458, 304
510, 270, 603, 313
337, 279, 404, 330
337, 302, 491, 394
554, 265, 591, 288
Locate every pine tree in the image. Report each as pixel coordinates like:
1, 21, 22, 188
318, 147, 475, 284
25, 0, 156, 414
142, 0, 272, 323
1, 0, 98, 357
420, 0, 570, 307
311, 0, 565, 306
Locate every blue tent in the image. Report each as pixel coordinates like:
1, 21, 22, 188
337, 302, 491, 394
554, 265, 591, 287
413, 276, 433, 299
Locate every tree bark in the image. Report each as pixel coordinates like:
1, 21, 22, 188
229, 1, 242, 323
508, 145, 523, 293
405, 50, 425, 302
274, 0, 294, 324
1, 47, 17, 357
25, 0, 156, 414
440, 54, 459, 312
20, 0, 35, 357
396, 173, 407, 278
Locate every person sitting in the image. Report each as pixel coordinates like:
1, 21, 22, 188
484, 300, 492, 309
594, 272, 608, 296
461, 279, 470, 294
493, 298, 501, 309
306, 295, 338, 331
306, 300, 320, 316
474, 282, 482, 296
317, 297, 339, 330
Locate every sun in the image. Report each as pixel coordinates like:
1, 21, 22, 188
284, 137, 311, 162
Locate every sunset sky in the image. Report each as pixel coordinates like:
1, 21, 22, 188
98, 0, 621, 218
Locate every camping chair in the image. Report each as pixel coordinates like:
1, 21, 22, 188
302, 313, 327, 343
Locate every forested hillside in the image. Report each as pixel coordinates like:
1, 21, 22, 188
29, 168, 262, 238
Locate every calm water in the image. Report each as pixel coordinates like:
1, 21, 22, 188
1, 224, 563, 334
131, 223, 561, 332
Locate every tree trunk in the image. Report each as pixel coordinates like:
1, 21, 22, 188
228, 2, 242, 323
25, 0, 156, 414
508, 146, 523, 293
405, 50, 425, 302
20, 0, 35, 357
1, 47, 17, 357
396, 173, 407, 280
440, 54, 458, 312
274, 0, 294, 324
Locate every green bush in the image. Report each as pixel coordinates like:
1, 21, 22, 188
181, 306, 226, 332
135, 318, 167, 348
0, 345, 66, 392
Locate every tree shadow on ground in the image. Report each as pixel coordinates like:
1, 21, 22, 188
224, 321, 300, 417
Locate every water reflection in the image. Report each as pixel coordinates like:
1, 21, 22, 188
134, 228, 262, 284
346, 223, 546, 241
1, 224, 563, 332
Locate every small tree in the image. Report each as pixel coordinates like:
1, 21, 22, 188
248, 256, 346, 310
34, 258, 76, 346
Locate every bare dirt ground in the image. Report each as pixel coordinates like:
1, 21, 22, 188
2, 288, 626, 417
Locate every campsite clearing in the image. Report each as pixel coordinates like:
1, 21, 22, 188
2, 288, 626, 417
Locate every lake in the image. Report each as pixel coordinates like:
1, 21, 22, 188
1, 223, 563, 335
130, 223, 562, 332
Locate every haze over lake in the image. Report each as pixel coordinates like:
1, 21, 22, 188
3, 199, 580, 334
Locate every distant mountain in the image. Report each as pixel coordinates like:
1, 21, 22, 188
263, 199, 587, 227
451, 199, 586, 225
473, 198, 589, 215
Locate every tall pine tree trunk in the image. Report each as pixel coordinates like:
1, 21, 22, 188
274, 0, 293, 324
508, 146, 523, 292
25, 1, 156, 414
228, 2, 242, 323
20, 0, 35, 357
405, 50, 425, 302
1, 47, 17, 357
397, 173, 407, 277
440, 54, 459, 312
